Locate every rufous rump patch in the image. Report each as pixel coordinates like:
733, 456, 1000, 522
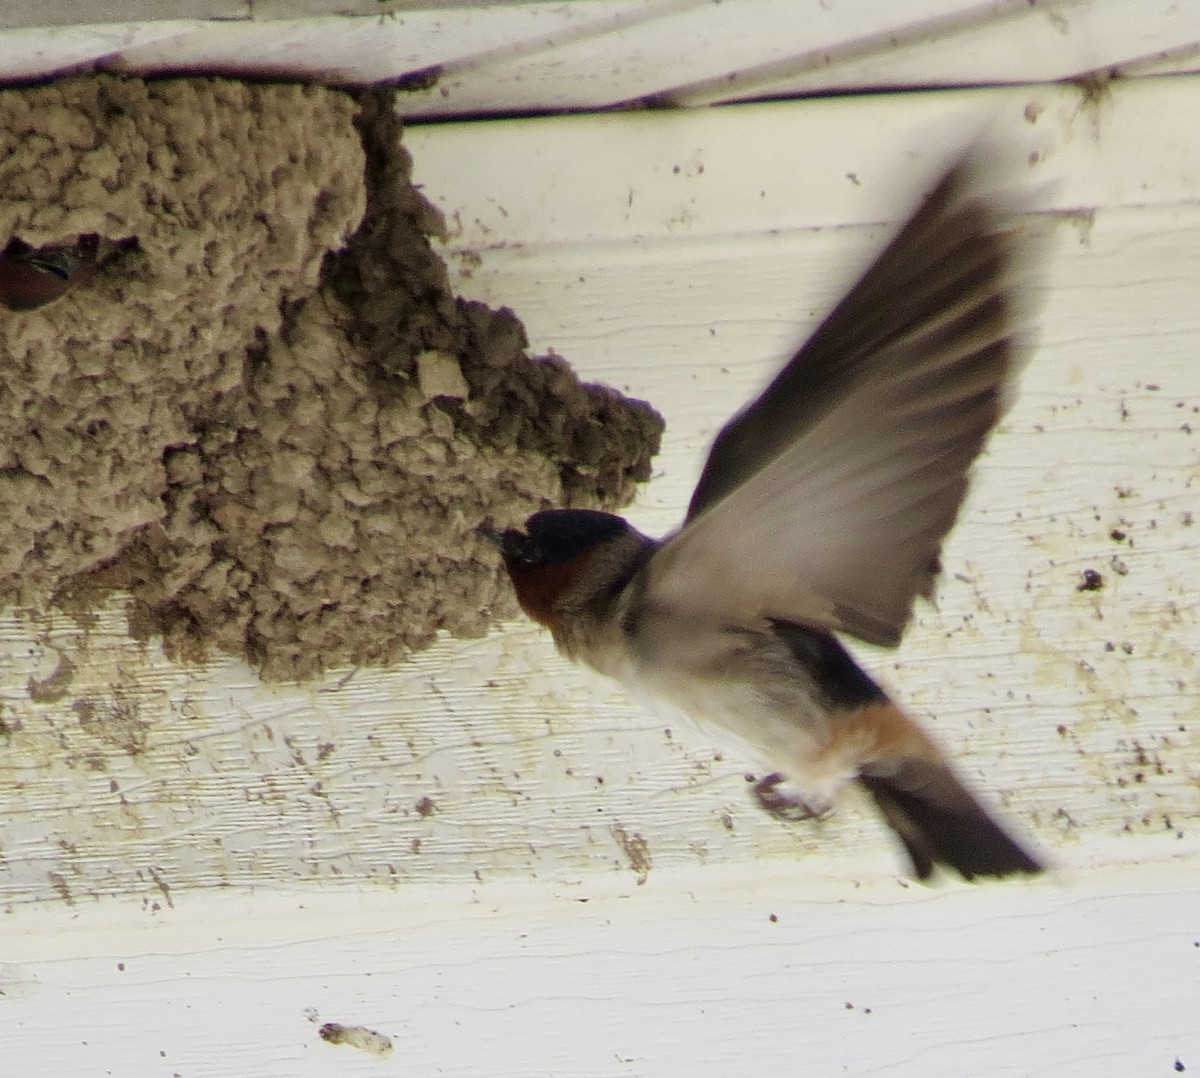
833, 700, 943, 766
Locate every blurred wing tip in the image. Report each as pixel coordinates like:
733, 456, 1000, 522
938, 141, 1054, 399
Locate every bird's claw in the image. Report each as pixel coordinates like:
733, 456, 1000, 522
750, 772, 831, 821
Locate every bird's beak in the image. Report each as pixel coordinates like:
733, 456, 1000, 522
479, 521, 531, 564
478, 521, 534, 565
477, 521, 507, 549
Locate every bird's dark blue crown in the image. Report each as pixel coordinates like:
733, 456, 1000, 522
520, 509, 627, 565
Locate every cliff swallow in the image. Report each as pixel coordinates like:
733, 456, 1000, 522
0, 233, 136, 311
487, 149, 1044, 880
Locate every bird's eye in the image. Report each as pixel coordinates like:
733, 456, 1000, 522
517, 538, 542, 565
496, 528, 543, 566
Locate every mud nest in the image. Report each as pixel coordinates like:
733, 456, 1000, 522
0, 76, 662, 680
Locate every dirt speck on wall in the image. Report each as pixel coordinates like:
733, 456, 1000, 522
0, 77, 662, 680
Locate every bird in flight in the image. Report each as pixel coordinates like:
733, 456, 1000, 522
487, 147, 1044, 881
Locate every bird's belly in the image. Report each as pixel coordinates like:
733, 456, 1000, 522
620, 661, 855, 804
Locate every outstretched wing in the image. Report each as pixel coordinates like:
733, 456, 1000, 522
647, 148, 1042, 647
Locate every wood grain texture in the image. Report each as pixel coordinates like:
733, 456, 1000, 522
1, 78, 1197, 1076
1, 866, 1196, 1076
3, 1, 1200, 108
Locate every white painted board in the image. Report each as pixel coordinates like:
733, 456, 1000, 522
3, 1, 1200, 111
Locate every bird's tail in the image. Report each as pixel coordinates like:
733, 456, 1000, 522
858, 761, 1042, 881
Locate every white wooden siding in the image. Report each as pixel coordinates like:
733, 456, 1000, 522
0, 2, 1198, 115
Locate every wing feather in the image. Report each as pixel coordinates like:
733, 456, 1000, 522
648, 148, 1043, 647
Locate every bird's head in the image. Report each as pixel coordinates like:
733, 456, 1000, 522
482, 509, 634, 628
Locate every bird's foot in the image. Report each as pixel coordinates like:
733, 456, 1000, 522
750, 772, 832, 822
